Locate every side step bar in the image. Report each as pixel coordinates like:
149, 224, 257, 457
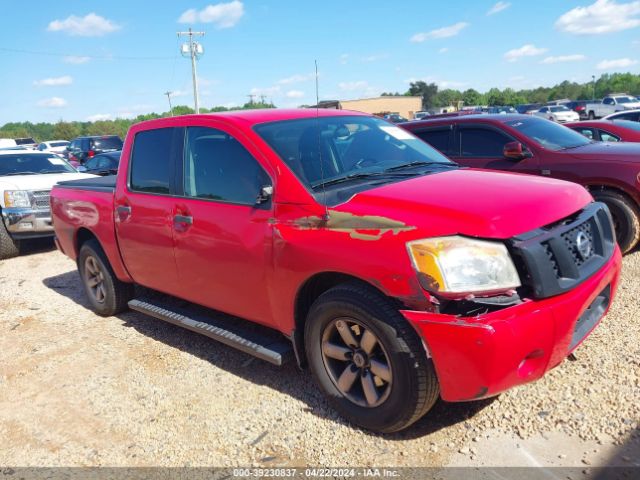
128, 298, 293, 366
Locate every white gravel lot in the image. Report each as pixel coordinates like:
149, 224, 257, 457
0, 240, 638, 469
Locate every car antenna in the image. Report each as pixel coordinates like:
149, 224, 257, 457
315, 59, 330, 222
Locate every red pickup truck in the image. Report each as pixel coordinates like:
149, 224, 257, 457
51, 109, 621, 433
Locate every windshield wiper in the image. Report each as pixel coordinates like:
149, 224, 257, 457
312, 171, 416, 189
384, 161, 458, 172
2, 171, 39, 176
39, 170, 69, 174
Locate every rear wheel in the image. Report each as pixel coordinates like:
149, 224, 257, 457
78, 239, 134, 316
305, 282, 439, 433
588, 111, 596, 120
593, 190, 640, 253
0, 220, 20, 259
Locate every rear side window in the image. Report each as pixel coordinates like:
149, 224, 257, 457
91, 136, 123, 151
610, 111, 640, 122
414, 128, 452, 155
183, 126, 270, 205
460, 127, 512, 157
130, 128, 176, 194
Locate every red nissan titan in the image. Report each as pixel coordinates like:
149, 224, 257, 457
50, 109, 621, 433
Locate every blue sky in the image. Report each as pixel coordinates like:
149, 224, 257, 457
1, 0, 640, 124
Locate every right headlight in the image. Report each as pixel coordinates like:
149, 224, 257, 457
3, 190, 31, 208
407, 236, 521, 295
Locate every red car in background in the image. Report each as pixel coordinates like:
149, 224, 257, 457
401, 114, 640, 253
566, 120, 640, 143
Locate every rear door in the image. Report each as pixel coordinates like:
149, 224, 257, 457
171, 124, 275, 326
114, 127, 183, 294
411, 126, 454, 157
450, 124, 539, 173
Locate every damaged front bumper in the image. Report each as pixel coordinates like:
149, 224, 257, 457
401, 246, 622, 402
1, 207, 54, 239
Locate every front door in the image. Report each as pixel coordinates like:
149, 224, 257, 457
451, 125, 539, 174
172, 125, 275, 327
114, 127, 182, 294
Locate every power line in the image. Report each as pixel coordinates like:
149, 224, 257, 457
0, 46, 174, 61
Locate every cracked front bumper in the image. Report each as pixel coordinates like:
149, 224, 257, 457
401, 246, 622, 402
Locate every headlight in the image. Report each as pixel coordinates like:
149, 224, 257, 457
407, 236, 521, 295
3, 190, 31, 208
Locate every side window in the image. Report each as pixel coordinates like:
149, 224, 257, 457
573, 128, 594, 140
599, 131, 620, 142
415, 128, 452, 155
84, 157, 98, 169
603, 98, 614, 105
183, 127, 270, 205
613, 112, 639, 121
459, 127, 512, 157
540, 107, 548, 113
130, 128, 175, 194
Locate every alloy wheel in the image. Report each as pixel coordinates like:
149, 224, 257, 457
84, 256, 107, 304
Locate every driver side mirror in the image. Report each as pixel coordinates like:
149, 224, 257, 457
503, 141, 531, 161
256, 185, 273, 204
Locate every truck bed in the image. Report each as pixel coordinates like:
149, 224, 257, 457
56, 175, 116, 192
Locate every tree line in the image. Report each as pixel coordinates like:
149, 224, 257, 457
2, 72, 640, 141
0, 101, 274, 142
382, 72, 640, 110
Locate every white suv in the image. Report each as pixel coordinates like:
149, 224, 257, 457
0, 150, 94, 258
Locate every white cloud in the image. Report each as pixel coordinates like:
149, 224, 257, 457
178, 1, 244, 28
47, 13, 120, 37
410, 22, 469, 42
63, 55, 91, 64
438, 47, 449, 54
33, 75, 73, 87
596, 57, 639, 69
87, 114, 112, 122
37, 97, 67, 108
338, 81, 369, 91
277, 73, 313, 85
250, 86, 281, 97
487, 1, 511, 15
361, 53, 389, 62
556, 0, 640, 35
540, 54, 587, 64
504, 44, 547, 62
285, 90, 305, 99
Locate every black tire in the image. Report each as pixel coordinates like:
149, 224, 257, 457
78, 239, 134, 316
593, 190, 640, 254
588, 111, 595, 120
0, 219, 20, 259
305, 282, 439, 433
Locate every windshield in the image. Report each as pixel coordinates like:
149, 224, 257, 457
91, 136, 123, 150
255, 115, 455, 191
0, 153, 76, 176
615, 97, 636, 104
504, 117, 591, 151
550, 106, 570, 112
612, 120, 640, 131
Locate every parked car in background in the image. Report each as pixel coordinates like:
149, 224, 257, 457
401, 114, 640, 253
486, 106, 517, 114
563, 100, 590, 120
67, 135, 123, 165
51, 109, 621, 433
603, 109, 640, 123
14, 137, 38, 149
567, 120, 640, 143
586, 94, 640, 119
80, 151, 121, 176
413, 111, 430, 120
383, 113, 408, 123
0, 150, 94, 258
36, 140, 70, 155
534, 105, 580, 123
515, 103, 542, 114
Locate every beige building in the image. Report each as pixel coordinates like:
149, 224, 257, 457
337, 96, 423, 120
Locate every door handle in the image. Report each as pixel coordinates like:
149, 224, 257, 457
116, 205, 131, 221
174, 214, 193, 225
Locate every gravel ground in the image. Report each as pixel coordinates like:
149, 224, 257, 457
0, 240, 638, 468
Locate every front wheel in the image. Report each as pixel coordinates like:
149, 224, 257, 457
0, 220, 20, 259
593, 190, 640, 254
305, 282, 439, 433
78, 239, 134, 316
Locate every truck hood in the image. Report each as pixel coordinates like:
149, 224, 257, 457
0, 172, 96, 192
565, 141, 640, 163
333, 169, 592, 239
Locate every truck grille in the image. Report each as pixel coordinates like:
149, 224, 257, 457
31, 190, 51, 211
509, 202, 615, 299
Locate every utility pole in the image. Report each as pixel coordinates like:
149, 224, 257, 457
247, 94, 256, 104
592, 75, 596, 100
177, 27, 205, 113
164, 91, 174, 116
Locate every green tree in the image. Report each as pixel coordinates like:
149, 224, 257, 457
52, 121, 81, 140
408, 81, 439, 110
462, 88, 483, 106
